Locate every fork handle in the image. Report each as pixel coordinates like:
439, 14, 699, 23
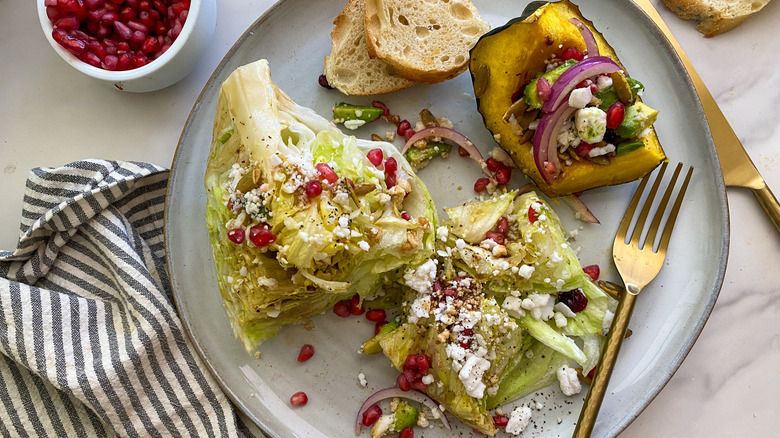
753, 183, 780, 232
573, 289, 639, 438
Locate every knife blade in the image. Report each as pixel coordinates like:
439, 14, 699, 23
632, 0, 780, 231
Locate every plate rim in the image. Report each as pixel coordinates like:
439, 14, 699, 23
163, 0, 730, 436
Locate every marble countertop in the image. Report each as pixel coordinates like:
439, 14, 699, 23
1, 0, 778, 436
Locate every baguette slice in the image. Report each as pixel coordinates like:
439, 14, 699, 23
663, 0, 771, 36
364, 0, 490, 84
324, 0, 415, 95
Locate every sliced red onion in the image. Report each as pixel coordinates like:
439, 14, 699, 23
532, 104, 576, 184
569, 18, 599, 58
402, 127, 489, 176
354, 387, 450, 435
541, 56, 620, 113
537, 77, 551, 102
562, 194, 600, 223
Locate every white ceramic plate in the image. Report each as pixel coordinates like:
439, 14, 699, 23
165, 1, 728, 436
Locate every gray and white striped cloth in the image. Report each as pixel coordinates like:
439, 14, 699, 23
0, 160, 256, 437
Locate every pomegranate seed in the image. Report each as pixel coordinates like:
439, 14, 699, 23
119, 6, 136, 21
400, 211, 412, 221
315, 163, 338, 184
558, 289, 589, 313
168, 20, 182, 39
348, 294, 365, 315
371, 100, 390, 117
397, 120, 411, 136
58, 33, 87, 54
485, 157, 502, 172
46, 6, 63, 22
127, 20, 149, 33
528, 204, 539, 224
305, 180, 323, 198
99, 11, 118, 25
397, 373, 411, 391
80, 51, 102, 67
317, 74, 333, 89
562, 46, 585, 61
107, 0, 125, 4
495, 217, 509, 235
606, 102, 626, 130
443, 288, 457, 298
495, 167, 511, 185
537, 77, 551, 102
485, 231, 505, 245
416, 354, 430, 374
362, 404, 383, 427
227, 228, 244, 244
403, 368, 416, 384
365, 309, 386, 322
152, 0, 167, 14
113, 20, 132, 39
374, 320, 388, 334
102, 54, 118, 70
138, 10, 153, 27
582, 264, 600, 281
54, 16, 80, 31
458, 146, 470, 157
333, 300, 350, 318
575, 142, 594, 157
398, 425, 414, 438
403, 129, 415, 142
367, 148, 384, 166
249, 224, 276, 247
590, 83, 599, 93
171, 1, 186, 15
117, 41, 130, 51
289, 392, 308, 407
138, 0, 151, 11
384, 157, 397, 175
493, 414, 509, 428
140, 35, 159, 53
131, 51, 149, 67
297, 344, 314, 362
87, 40, 106, 59
587, 367, 596, 379
84, 0, 104, 8
385, 173, 396, 189
154, 21, 169, 36
474, 177, 490, 193
117, 53, 133, 70
576, 79, 593, 89
410, 378, 428, 392
403, 354, 419, 371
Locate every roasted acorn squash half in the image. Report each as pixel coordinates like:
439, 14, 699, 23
469, 0, 666, 197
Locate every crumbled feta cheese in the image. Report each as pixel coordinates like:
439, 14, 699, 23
408, 295, 432, 323
521, 293, 555, 321
557, 364, 582, 396
333, 192, 350, 206
575, 107, 607, 143
343, 119, 366, 130
358, 372, 367, 387
505, 405, 533, 435
588, 143, 616, 157
557, 117, 581, 149
597, 75, 613, 91
458, 353, 491, 398
358, 240, 370, 251
602, 309, 615, 334
403, 259, 438, 294
455, 239, 466, 250
421, 374, 434, 385
517, 264, 535, 279
436, 226, 449, 241
554, 302, 576, 318
501, 296, 526, 319
568, 87, 593, 109
554, 311, 568, 328
385, 131, 396, 142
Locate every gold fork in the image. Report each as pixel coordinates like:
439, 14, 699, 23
572, 162, 694, 438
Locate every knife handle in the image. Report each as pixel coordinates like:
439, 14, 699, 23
753, 183, 780, 232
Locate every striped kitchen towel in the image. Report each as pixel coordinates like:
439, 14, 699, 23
0, 160, 258, 437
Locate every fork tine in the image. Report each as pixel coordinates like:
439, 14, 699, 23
616, 168, 653, 242
644, 163, 683, 249
629, 162, 668, 246
657, 165, 693, 252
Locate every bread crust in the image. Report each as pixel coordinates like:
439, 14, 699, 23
363, 0, 490, 83
324, 0, 415, 95
662, 0, 771, 36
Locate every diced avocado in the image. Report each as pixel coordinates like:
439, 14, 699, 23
405, 142, 452, 167
615, 102, 658, 139
615, 140, 644, 155
595, 78, 644, 111
332, 103, 384, 124
524, 59, 577, 109
392, 402, 419, 431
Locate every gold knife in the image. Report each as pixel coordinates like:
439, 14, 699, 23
633, 0, 780, 232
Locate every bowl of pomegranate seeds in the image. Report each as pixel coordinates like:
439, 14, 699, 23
37, 0, 216, 92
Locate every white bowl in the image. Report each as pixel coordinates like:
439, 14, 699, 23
37, 0, 216, 92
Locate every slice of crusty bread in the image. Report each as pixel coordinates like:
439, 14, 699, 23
663, 0, 771, 36
363, 0, 490, 84
324, 0, 415, 95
